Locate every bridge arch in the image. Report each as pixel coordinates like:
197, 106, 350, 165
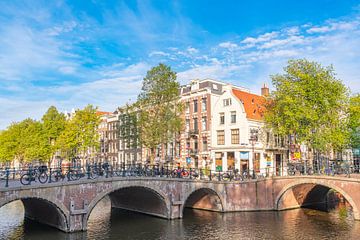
181, 187, 224, 214
84, 182, 171, 229
0, 196, 69, 232
275, 178, 360, 219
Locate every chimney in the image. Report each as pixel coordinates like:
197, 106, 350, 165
261, 83, 269, 97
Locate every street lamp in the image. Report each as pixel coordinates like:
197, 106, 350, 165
249, 129, 258, 178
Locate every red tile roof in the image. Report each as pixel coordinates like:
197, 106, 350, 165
232, 89, 265, 121
96, 111, 112, 116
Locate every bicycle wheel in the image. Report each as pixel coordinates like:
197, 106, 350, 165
221, 173, 230, 181
287, 169, 296, 176
191, 170, 199, 179
50, 171, 62, 182
181, 170, 190, 178
172, 170, 180, 178
69, 171, 80, 181
38, 172, 48, 184
234, 173, 243, 181
90, 170, 99, 179
20, 174, 31, 185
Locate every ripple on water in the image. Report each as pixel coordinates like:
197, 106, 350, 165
0, 197, 359, 240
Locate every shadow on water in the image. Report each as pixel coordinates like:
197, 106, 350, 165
0, 197, 360, 240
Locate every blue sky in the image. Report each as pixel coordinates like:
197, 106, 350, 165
1, 0, 360, 129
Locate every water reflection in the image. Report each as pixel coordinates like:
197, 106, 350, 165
0, 197, 359, 240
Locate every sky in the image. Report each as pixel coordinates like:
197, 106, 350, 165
1, 0, 360, 129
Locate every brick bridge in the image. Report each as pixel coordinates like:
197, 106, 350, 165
1, 176, 360, 232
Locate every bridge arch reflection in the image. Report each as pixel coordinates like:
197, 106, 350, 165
276, 179, 359, 218
0, 197, 68, 232
84, 184, 170, 229
182, 187, 224, 214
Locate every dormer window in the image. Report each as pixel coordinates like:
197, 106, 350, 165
251, 99, 255, 104
213, 84, 218, 90
223, 98, 232, 106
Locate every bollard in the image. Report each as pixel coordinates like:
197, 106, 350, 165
87, 165, 91, 179
190, 168, 192, 180
209, 170, 212, 181
49, 168, 52, 183
5, 168, 10, 187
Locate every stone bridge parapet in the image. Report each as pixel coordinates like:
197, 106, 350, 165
1, 176, 360, 232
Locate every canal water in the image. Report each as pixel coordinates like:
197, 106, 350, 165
0, 197, 359, 240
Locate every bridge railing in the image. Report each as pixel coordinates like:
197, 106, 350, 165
0, 161, 359, 188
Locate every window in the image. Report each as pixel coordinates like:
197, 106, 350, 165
202, 98, 207, 111
220, 113, 225, 125
193, 100, 198, 112
280, 136, 285, 147
185, 119, 190, 131
202, 117, 207, 131
223, 98, 232, 106
215, 152, 223, 171
202, 138, 208, 151
212, 84, 218, 90
194, 140, 198, 150
231, 129, 240, 144
266, 132, 270, 145
217, 130, 225, 145
185, 102, 190, 113
193, 118, 198, 131
231, 111, 236, 123
274, 134, 279, 147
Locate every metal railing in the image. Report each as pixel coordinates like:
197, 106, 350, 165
0, 160, 359, 188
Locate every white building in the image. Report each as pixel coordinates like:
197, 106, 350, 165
210, 84, 271, 174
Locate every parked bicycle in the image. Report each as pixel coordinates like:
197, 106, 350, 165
50, 166, 85, 182
171, 167, 189, 178
221, 169, 243, 181
20, 166, 48, 185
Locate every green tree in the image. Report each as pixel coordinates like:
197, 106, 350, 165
0, 125, 19, 162
41, 106, 66, 161
0, 119, 50, 163
265, 59, 350, 154
135, 63, 183, 162
57, 105, 100, 160
349, 94, 360, 149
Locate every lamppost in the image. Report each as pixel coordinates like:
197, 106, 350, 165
249, 129, 258, 178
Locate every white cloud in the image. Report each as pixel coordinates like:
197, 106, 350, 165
187, 47, 199, 54
149, 51, 170, 57
1, 2, 360, 130
218, 41, 238, 49
58, 66, 76, 74
259, 35, 305, 49
307, 26, 331, 33
241, 31, 278, 44
177, 63, 250, 84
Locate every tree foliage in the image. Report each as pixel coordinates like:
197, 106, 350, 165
265, 59, 350, 152
0, 119, 50, 162
57, 105, 100, 159
0, 105, 100, 164
135, 63, 183, 159
349, 94, 360, 149
42, 106, 66, 158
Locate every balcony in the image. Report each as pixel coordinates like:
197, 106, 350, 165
189, 129, 199, 137
189, 149, 198, 156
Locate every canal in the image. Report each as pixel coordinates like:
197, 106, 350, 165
0, 197, 359, 240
